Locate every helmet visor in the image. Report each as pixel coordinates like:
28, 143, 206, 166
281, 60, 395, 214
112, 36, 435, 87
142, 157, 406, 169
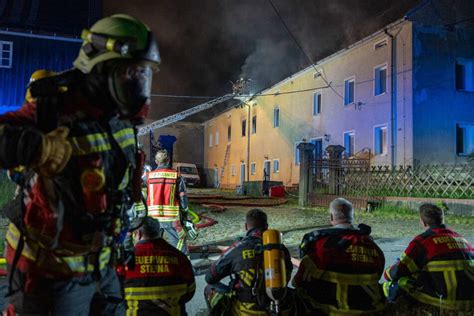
108, 60, 154, 117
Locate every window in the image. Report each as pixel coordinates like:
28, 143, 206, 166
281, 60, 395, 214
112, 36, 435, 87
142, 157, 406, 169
251, 162, 256, 175
209, 133, 213, 147
313, 92, 321, 115
343, 131, 355, 157
0, 41, 13, 68
295, 142, 303, 165
374, 125, 388, 155
241, 119, 247, 137
273, 159, 280, 173
252, 115, 257, 134
456, 59, 474, 92
215, 131, 219, 145
456, 123, 474, 156
273, 107, 280, 127
374, 65, 387, 96
311, 138, 323, 158
227, 125, 232, 141
231, 165, 236, 176
344, 77, 355, 105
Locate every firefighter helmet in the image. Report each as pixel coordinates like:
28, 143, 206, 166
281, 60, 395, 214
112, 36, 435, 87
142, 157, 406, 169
74, 14, 160, 74
74, 14, 161, 119
155, 150, 169, 164
25, 69, 57, 102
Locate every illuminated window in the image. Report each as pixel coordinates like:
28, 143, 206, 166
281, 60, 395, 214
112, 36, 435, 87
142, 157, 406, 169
209, 133, 213, 147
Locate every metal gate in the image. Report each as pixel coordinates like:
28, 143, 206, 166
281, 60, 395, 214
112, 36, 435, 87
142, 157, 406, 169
311, 148, 371, 195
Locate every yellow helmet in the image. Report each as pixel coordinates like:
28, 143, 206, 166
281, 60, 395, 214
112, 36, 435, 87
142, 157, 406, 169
25, 69, 57, 102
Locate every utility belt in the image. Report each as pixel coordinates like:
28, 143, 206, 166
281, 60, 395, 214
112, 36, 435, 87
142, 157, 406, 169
234, 287, 269, 305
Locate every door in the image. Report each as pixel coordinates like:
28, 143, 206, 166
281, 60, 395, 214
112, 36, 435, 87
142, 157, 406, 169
263, 161, 271, 181
213, 167, 219, 188
240, 163, 246, 185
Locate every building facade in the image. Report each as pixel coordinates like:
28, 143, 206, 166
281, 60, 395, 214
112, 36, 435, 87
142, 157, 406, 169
0, 31, 81, 113
204, 1, 474, 189
0, 0, 101, 113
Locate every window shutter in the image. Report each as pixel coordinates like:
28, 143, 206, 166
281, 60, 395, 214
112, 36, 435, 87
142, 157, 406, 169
344, 81, 349, 104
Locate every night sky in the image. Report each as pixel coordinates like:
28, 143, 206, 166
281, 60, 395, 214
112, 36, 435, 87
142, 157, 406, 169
104, 0, 421, 120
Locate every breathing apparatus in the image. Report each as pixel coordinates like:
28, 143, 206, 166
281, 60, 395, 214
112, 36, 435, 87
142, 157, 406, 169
262, 229, 287, 315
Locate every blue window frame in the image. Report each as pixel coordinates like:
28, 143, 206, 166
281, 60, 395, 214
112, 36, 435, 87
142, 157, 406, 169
344, 78, 355, 105
343, 131, 355, 156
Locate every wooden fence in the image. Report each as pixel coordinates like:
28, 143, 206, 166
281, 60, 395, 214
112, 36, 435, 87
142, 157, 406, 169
343, 164, 474, 199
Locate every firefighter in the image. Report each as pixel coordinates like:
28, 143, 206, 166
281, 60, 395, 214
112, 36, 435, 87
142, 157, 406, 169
383, 203, 474, 312
124, 216, 195, 315
293, 198, 386, 315
146, 149, 198, 254
0, 14, 160, 315
204, 209, 294, 315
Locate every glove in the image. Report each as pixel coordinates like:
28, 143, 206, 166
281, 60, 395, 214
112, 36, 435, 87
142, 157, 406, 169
186, 208, 201, 224
33, 127, 72, 177
183, 220, 198, 240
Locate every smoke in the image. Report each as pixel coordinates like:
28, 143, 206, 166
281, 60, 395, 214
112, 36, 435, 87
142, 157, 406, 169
103, 0, 419, 119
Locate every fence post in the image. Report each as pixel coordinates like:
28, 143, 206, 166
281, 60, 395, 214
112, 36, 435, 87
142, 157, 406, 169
298, 142, 315, 206
326, 145, 345, 195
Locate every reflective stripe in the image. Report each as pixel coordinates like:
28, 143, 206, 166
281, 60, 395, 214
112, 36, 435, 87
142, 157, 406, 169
118, 166, 131, 190
69, 133, 111, 156
444, 270, 457, 301
113, 128, 135, 150
148, 205, 180, 211
126, 299, 138, 316
125, 284, 188, 300
408, 290, 474, 310
301, 256, 380, 285
424, 259, 474, 272
6, 223, 111, 273
336, 284, 349, 311
148, 171, 178, 179
400, 252, 419, 273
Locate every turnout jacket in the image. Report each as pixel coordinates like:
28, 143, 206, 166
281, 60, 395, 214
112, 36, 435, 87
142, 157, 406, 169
384, 225, 474, 311
124, 238, 196, 316
0, 89, 138, 280
205, 228, 293, 315
293, 224, 386, 315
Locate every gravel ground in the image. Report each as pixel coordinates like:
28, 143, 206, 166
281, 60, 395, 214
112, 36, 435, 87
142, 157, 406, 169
191, 203, 474, 249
